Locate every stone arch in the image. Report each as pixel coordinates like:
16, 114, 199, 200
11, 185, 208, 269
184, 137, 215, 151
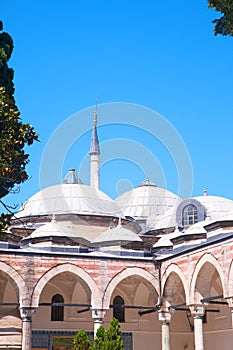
161, 263, 188, 306
31, 263, 101, 308
102, 267, 159, 309
0, 261, 28, 305
189, 253, 225, 304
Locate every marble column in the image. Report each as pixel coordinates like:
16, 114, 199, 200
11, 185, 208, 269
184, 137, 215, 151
20, 307, 35, 350
158, 310, 172, 350
226, 298, 233, 328
229, 306, 233, 329
191, 305, 205, 350
92, 309, 106, 337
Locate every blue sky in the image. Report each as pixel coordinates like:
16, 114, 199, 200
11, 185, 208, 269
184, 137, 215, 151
1, 1, 233, 208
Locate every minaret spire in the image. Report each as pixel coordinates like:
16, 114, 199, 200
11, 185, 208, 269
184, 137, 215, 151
90, 102, 100, 190
93, 98, 97, 125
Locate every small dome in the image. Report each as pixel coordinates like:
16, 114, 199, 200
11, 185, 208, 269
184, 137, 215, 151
115, 179, 180, 220
153, 236, 173, 249
16, 183, 122, 219
91, 226, 142, 247
193, 195, 233, 221
28, 219, 76, 239
148, 194, 233, 231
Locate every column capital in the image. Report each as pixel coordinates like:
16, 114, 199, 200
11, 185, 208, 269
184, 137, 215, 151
158, 309, 172, 324
92, 309, 107, 337
190, 305, 205, 318
192, 306, 205, 350
225, 297, 233, 308
20, 307, 36, 321
91, 308, 107, 320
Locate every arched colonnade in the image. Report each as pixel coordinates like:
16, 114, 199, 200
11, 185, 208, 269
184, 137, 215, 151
1, 254, 233, 350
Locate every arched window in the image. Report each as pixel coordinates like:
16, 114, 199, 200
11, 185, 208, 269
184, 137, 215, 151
51, 294, 64, 321
182, 204, 198, 227
176, 199, 206, 228
113, 296, 125, 323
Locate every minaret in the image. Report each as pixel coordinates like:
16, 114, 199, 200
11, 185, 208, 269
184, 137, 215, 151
90, 109, 100, 190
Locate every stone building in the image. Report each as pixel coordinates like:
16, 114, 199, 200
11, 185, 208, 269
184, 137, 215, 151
1, 113, 233, 350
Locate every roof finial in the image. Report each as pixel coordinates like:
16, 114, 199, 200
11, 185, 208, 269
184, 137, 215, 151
203, 187, 208, 196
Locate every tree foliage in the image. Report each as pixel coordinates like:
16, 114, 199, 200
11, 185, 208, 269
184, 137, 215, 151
0, 21, 14, 97
91, 325, 106, 350
73, 329, 92, 350
208, 0, 233, 36
103, 318, 124, 350
73, 318, 124, 350
0, 21, 38, 231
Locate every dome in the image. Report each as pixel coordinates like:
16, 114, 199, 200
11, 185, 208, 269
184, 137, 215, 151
24, 218, 90, 246
91, 225, 143, 247
16, 183, 122, 219
218, 210, 233, 222
115, 179, 180, 220
153, 236, 173, 249
28, 219, 77, 239
147, 203, 181, 231
147, 194, 233, 231
193, 195, 233, 222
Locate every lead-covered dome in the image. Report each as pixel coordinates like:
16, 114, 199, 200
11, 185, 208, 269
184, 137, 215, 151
16, 183, 122, 219
147, 193, 233, 231
115, 178, 181, 220
193, 195, 233, 222
27, 218, 77, 239
91, 225, 143, 247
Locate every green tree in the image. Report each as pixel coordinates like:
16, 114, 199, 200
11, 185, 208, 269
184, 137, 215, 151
73, 329, 91, 350
104, 318, 124, 350
0, 21, 38, 232
92, 318, 124, 350
73, 319, 124, 350
0, 21, 14, 97
208, 0, 233, 36
91, 325, 106, 350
